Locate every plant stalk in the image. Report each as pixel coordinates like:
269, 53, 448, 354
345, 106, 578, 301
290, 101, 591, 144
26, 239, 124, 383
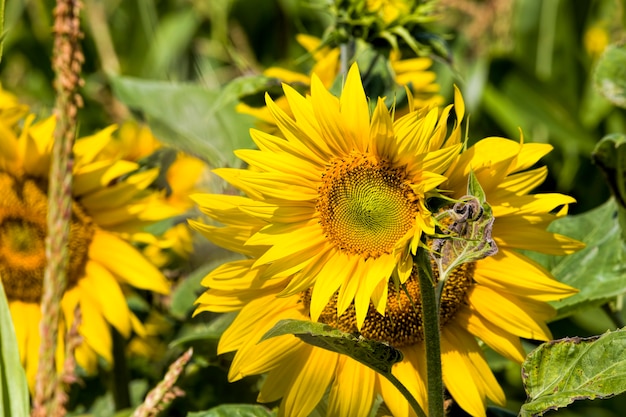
416, 247, 444, 417
32, 1, 84, 416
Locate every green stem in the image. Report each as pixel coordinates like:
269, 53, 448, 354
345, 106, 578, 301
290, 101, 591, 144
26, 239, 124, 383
384, 372, 428, 417
416, 247, 444, 417
339, 38, 355, 79
111, 329, 131, 410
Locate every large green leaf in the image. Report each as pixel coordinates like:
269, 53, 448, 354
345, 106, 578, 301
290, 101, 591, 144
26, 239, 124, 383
594, 42, 626, 109
187, 404, 275, 417
528, 199, 626, 318
520, 328, 626, 416
0, 281, 30, 416
261, 319, 403, 375
110, 76, 255, 167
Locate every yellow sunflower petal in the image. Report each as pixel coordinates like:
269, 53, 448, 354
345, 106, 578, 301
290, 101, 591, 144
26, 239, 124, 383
80, 261, 132, 337
24, 303, 43, 389
474, 249, 578, 301
280, 345, 338, 417
370, 98, 396, 159
73, 125, 118, 165
310, 251, 354, 322
73, 159, 139, 197
454, 307, 526, 363
80, 168, 159, 210
491, 166, 547, 197
258, 346, 304, 403
88, 230, 170, 294
310, 72, 351, 155
219, 295, 300, 356
78, 288, 113, 363
9, 301, 29, 364
468, 285, 553, 340
494, 218, 585, 254
233, 335, 302, 379
328, 356, 376, 417
235, 148, 323, 182
377, 345, 428, 417
442, 325, 506, 417
340, 64, 370, 152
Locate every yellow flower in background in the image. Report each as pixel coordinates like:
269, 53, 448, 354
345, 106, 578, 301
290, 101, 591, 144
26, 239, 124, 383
584, 24, 610, 58
102, 121, 207, 266
366, 0, 412, 24
193, 63, 463, 327
238, 34, 442, 131
193, 69, 583, 416
0, 91, 173, 388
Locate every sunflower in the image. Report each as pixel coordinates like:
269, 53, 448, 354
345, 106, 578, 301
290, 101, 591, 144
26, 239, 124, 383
101, 120, 206, 266
366, 0, 412, 24
193, 66, 583, 416
193, 63, 463, 326
0, 91, 173, 389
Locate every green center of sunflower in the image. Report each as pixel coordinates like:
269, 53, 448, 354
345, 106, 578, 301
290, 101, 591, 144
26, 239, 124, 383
302, 260, 474, 347
0, 172, 95, 302
316, 153, 418, 258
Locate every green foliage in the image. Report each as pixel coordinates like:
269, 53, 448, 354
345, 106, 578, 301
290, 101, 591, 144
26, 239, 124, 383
528, 199, 626, 319
595, 43, 626, 108
261, 319, 403, 375
0, 0, 4, 63
0, 282, 30, 416
109, 76, 255, 167
187, 404, 275, 417
592, 134, 626, 239
521, 329, 626, 416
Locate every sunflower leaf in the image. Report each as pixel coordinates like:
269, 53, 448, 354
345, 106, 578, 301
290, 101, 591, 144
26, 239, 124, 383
187, 404, 275, 417
520, 328, 626, 417
109, 76, 255, 167
528, 198, 626, 318
0, 281, 30, 416
594, 42, 626, 108
431, 171, 497, 283
261, 319, 403, 374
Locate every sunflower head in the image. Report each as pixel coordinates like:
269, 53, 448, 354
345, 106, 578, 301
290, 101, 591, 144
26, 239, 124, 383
0, 89, 174, 388
100, 120, 206, 266
193, 62, 465, 330
326, 0, 440, 54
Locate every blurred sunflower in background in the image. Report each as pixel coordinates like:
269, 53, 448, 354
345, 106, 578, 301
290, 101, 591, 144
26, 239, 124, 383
101, 121, 207, 268
192, 64, 583, 416
0, 89, 175, 388
238, 33, 442, 134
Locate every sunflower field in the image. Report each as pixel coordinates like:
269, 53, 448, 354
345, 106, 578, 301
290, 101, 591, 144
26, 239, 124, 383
1, 0, 626, 416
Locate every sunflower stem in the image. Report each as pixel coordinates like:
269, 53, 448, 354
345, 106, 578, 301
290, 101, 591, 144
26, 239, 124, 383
32, 0, 84, 415
339, 38, 355, 80
416, 246, 445, 417
111, 329, 132, 410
